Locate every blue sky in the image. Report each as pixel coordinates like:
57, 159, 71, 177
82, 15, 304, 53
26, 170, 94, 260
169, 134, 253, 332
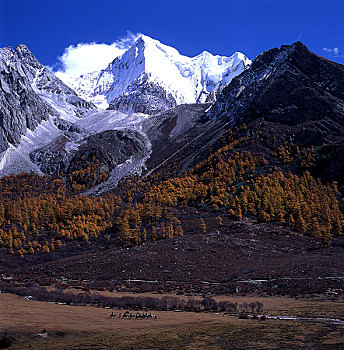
1, 0, 344, 72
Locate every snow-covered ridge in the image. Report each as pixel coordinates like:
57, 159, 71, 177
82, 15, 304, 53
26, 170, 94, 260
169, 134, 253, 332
57, 35, 251, 110
0, 37, 250, 186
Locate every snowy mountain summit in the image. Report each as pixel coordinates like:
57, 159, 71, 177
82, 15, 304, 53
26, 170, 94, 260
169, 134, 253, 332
59, 35, 251, 114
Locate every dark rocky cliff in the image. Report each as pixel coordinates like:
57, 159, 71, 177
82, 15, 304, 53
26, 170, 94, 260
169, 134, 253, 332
0, 46, 55, 152
108, 73, 177, 115
207, 41, 344, 184
208, 41, 344, 133
0, 45, 94, 153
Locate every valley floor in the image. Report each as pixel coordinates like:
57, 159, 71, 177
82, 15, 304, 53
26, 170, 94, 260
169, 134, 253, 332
1, 293, 344, 349
2, 217, 344, 348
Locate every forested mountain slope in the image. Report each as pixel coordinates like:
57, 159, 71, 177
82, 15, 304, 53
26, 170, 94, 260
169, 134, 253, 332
0, 41, 343, 265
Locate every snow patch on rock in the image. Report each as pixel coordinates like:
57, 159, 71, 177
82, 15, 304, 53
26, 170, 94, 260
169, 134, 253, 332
58, 35, 251, 111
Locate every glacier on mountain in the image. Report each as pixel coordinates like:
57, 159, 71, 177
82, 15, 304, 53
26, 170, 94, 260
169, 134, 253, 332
57, 35, 251, 111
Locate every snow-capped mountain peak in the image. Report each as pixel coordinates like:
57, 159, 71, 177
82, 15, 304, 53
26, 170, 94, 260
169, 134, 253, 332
58, 35, 251, 113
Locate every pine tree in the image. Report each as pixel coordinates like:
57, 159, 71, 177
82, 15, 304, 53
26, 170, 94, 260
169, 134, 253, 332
295, 209, 306, 233
142, 229, 147, 242
199, 218, 207, 234
151, 227, 157, 241
216, 216, 223, 227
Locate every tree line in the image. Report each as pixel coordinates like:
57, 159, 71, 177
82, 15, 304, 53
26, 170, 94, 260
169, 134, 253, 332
0, 283, 263, 314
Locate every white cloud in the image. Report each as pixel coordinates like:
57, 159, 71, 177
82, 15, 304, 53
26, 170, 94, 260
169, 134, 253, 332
54, 32, 142, 77
322, 47, 340, 57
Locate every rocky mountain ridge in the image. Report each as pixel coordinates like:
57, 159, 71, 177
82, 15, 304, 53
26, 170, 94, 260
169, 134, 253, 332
0, 45, 55, 153
0, 43, 95, 152
58, 35, 251, 113
0, 44, 97, 175
1, 40, 344, 194
205, 41, 344, 186
208, 41, 344, 130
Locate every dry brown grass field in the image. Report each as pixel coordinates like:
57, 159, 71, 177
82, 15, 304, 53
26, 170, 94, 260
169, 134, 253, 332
1, 293, 344, 349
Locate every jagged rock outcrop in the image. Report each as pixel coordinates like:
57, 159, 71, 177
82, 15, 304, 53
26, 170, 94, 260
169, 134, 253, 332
208, 41, 344, 133
0, 46, 55, 152
29, 135, 75, 174
206, 41, 344, 185
108, 73, 177, 114
29, 120, 87, 174
14, 44, 76, 95
0, 44, 95, 154
15, 44, 94, 113
68, 129, 147, 174
31, 128, 148, 176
